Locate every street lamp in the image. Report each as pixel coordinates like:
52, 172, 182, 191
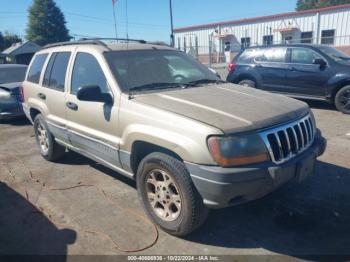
169, 0, 175, 47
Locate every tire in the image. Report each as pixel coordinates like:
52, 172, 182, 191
136, 152, 209, 237
238, 79, 256, 88
334, 85, 350, 114
33, 114, 66, 161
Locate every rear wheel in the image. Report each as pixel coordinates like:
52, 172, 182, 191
334, 85, 350, 114
238, 79, 256, 88
136, 152, 209, 237
34, 114, 66, 161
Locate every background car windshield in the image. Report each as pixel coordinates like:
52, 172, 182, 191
318, 46, 350, 63
0, 67, 27, 84
105, 50, 218, 92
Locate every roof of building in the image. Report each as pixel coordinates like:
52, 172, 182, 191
174, 4, 350, 33
1, 41, 41, 56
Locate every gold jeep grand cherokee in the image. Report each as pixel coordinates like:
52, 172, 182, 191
22, 39, 326, 236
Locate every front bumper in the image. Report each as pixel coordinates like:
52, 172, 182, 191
186, 130, 327, 209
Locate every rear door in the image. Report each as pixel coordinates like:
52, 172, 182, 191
38, 50, 73, 142
65, 49, 121, 168
284, 47, 332, 96
254, 47, 288, 91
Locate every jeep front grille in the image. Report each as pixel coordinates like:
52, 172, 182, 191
259, 115, 316, 164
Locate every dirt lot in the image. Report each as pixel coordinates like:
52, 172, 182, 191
0, 100, 349, 259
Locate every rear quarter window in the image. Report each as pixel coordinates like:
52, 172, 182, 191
27, 53, 48, 84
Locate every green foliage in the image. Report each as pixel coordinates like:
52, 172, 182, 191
296, 0, 350, 10
0, 31, 22, 52
26, 0, 71, 46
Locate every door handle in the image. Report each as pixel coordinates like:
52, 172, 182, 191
66, 102, 78, 111
38, 93, 46, 100
288, 66, 296, 71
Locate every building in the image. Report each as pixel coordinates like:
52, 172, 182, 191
1, 41, 41, 65
174, 4, 350, 64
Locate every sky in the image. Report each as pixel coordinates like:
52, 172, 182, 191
0, 0, 296, 43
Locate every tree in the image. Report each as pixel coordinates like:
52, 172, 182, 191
297, 0, 350, 10
26, 0, 71, 46
0, 31, 22, 52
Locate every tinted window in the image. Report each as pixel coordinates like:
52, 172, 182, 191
260, 48, 287, 63
71, 53, 108, 95
321, 30, 335, 45
237, 48, 264, 63
291, 48, 322, 64
27, 54, 48, 83
0, 67, 27, 84
318, 46, 350, 63
43, 52, 71, 91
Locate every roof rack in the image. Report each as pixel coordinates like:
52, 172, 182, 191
42, 37, 147, 50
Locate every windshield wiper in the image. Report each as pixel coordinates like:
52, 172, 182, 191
185, 79, 226, 86
129, 82, 183, 92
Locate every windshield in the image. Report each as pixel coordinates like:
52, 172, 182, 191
104, 50, 220, 92
318, 46, 350, 63
0, 67, 27, 84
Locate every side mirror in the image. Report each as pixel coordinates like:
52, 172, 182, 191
77, 85, 113, 104
313, 58, 327, 68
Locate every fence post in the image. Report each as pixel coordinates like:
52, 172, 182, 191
209, 34, 212, 67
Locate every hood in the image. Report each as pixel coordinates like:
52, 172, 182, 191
134, 83, 309, 134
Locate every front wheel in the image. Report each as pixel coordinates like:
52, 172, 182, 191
334, 85, 350, 114
136, 152, 208, 237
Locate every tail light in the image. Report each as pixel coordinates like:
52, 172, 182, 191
20, 82, 24, 102
228, 62, 237, 72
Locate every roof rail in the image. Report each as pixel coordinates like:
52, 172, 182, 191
42, 39, 108, 50
41, 37, 147, 50
80, 37, 147, 44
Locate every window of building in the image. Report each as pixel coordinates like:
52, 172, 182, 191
301, 31, 313, 44
27, 54, 48, 84
241, 37, 251, 49
43, 52, 71, 91
290, 48, 323, 64
321, 30, 335, 45
263, 35, 273, 45
71, 53, 108, 95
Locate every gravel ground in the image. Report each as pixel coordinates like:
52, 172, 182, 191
0, 99, 349, 259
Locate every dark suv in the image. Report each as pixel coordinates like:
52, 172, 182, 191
227, 44, 350, 114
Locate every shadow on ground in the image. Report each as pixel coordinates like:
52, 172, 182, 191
0, 182, 76, 257
301, 100, 336, 111
186, 161, 350, 259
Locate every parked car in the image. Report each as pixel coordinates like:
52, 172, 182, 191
0, 64, 27, 119
22, 39, 326, 236
227, 44, 350, 114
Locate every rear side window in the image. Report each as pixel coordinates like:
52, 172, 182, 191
71, 53, 108, 95
27, 54, 48, 84
0, 67, 27, 84
236, 49, 264, 63
260, 48, 287, 63
43, 52, 71, 91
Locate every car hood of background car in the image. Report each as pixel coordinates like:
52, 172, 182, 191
134, 83, 310, 134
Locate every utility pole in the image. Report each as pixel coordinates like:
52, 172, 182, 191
169, 0, 175, 47
112, 1, 118, 38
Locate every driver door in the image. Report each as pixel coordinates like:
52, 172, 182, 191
65, 50, 121, 167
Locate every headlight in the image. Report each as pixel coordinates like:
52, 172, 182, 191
207, 134, 270, 167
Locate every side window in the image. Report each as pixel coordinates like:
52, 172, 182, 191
291, 48, 322, 64
43, 52, 71, 91
27, 54, 48, 84
237, 48, 264, 63
261, 48, 287, 63
71, 53, 108, 95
